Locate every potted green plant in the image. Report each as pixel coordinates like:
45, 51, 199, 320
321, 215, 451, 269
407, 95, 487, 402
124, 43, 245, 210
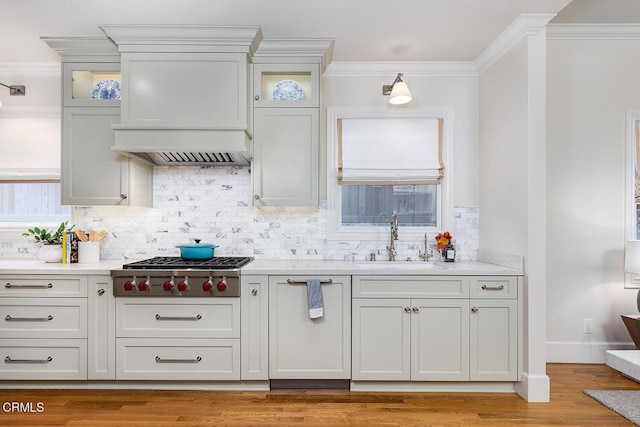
23, 221, 75, 263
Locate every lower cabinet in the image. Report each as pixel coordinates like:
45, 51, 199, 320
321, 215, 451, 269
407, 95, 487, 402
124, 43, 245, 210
241, 275, 269, 380
268, 275, 351, 379
114, 297, 240, 380
87, 275, 115, 380
352, 275, 521, 382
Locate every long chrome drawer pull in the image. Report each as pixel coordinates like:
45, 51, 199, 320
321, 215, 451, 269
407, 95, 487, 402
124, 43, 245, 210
5, 315, 53, 322
5, 283, 53, 289
5, 356, 53, 364
155, 314, 202, 321
155, 356, 202, 363
287, 279, 333, 285
481, 284, 505, 291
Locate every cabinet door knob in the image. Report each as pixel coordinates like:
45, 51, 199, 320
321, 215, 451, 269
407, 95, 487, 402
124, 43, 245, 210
254, 194, 260, 200
404, 306, 411, 313
120, 193, 128, 200
471, 307, 479, 313
412, 307, 419, 313
255, 95, 260, 101
251, 289, 258, 296
97, 289, 105, 296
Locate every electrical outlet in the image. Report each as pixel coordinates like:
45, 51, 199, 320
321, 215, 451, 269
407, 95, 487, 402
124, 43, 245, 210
583, 319, 593, 334
294, 234, 303, 247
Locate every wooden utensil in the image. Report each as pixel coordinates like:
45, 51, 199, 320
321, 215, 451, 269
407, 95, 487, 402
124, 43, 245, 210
75, 229, 89, 242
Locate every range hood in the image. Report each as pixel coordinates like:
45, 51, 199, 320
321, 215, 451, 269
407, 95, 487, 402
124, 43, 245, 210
100, 25, 263, 166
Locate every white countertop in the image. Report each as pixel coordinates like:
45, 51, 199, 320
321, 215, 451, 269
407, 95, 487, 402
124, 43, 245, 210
0, 259, 521, 276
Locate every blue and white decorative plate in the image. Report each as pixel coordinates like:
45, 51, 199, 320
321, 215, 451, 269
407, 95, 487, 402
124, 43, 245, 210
91, 79, 121, 100
272, 79, 304, 101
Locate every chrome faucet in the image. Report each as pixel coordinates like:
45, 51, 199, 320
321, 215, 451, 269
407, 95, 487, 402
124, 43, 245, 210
386, 211, 398, 261
419, 233, 432, 262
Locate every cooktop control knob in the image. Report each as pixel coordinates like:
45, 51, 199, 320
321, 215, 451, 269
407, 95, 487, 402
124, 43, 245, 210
177, 281, 189, 292
138, 281, 149, 292
163, 280, 174, 292
203, 279, 213, 292
216, 278, 227, 292
123, 280, 136, 292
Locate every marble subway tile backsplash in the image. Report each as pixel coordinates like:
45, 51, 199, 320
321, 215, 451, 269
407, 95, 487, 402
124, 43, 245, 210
1, 166, 479, 261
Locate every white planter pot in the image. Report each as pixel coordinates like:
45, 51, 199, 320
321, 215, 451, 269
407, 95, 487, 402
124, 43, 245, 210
37, 245, 62, 263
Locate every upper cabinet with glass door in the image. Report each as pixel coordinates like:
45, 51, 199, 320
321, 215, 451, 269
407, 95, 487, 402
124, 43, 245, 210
253, 63, 319, 108
63, 63, 121, 107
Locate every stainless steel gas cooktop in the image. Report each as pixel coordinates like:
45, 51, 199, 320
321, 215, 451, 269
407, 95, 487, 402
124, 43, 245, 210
110, 256, 253, 297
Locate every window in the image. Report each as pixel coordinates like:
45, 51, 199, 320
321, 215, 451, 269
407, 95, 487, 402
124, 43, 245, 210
0, 182, 70, 224
327, 108, 453, 240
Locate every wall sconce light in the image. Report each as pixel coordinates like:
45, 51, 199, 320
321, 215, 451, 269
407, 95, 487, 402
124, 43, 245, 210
0, 82, 26, 106
382, 73, 412, 105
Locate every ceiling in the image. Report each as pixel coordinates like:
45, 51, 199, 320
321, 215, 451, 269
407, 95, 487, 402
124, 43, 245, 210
0, 0, 578, 65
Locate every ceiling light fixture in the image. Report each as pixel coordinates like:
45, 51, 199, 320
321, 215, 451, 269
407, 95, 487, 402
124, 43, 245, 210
0, 82, 26, 106
382, 73, 412, 105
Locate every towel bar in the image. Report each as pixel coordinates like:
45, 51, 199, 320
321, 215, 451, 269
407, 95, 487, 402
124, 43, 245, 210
286, 279, 333, 285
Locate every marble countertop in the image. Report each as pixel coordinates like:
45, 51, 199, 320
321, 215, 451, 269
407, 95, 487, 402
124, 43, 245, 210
0, 258, 522, 276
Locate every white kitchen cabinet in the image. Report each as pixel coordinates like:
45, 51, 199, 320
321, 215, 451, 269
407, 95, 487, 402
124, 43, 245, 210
43, 39, 154, 207
0, 274, 88, 380
251, 41, 331, 207
115, 297, 241, 381
62, 107, 153, 206
252, 108, 319, 206
469, 276, 520, 381
241, 275, 269, 380
253, 63, 320, 108
351, 298, 469, 381
87, 275, 115, 380
352, 275, 521, 383
268, 275, 351, 379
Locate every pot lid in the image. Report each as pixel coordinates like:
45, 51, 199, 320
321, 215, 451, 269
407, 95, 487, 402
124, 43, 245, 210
175, 239, 218, 249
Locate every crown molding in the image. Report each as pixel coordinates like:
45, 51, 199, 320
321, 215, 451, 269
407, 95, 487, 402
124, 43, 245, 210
0, 62, 60, 77
324, 61, 477, 77
253, 39, 334, 72
475, 13, 555, 74
547, 24, 640, 40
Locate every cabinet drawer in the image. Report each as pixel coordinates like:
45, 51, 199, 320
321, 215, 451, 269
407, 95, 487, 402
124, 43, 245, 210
470, 277, 518, 299
0, 275, 87, 297
0, 298, 87, 338
0, 339, 87, 380
353, 275, 469, 298
116, 298, 240, 338
116, 338, 240, 380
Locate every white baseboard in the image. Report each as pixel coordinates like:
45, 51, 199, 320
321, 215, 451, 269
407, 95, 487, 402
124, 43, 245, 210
515, 372, 550, 402
547, 341, 635, 363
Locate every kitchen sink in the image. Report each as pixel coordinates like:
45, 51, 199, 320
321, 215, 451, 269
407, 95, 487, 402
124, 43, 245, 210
356, 260, 444, 268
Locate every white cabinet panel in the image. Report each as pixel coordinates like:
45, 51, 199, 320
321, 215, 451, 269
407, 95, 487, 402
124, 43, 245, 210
116, 338, 240, 380
352, 299, 410, 381
87, 275, 115, 380
0, 298, 87, 339
116, 298, 240, 338
470, 299, 518, 381
412, 299, 469, 381
241, 275, 269, 380
0, 339, 87, 380
253, 108, 319, 206
269, 276, 351, 379
0, 275, 87, 297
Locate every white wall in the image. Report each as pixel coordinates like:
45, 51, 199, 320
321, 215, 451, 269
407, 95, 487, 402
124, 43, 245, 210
323, 70, 479, 207
546, 37, 640, 362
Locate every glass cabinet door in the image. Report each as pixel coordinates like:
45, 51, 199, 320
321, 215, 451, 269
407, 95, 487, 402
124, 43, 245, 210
253, 63, 319, 108
63, 63, 121, 107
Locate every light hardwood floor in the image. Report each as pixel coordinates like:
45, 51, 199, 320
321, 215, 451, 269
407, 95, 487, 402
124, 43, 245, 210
0, 364, 639, 426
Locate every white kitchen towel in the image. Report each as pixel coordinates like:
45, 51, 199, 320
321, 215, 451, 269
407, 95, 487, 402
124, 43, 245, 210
306, 278, 324, 319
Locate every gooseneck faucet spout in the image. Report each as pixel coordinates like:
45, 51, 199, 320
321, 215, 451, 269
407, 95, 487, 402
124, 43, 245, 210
387, 210, 398, 261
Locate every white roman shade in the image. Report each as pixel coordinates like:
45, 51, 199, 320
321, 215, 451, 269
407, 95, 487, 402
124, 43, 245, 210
338, 117, 443, 185
0, 109, 61, 182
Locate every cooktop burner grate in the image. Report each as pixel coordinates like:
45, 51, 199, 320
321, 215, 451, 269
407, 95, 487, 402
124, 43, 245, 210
122, 256, 253, 270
